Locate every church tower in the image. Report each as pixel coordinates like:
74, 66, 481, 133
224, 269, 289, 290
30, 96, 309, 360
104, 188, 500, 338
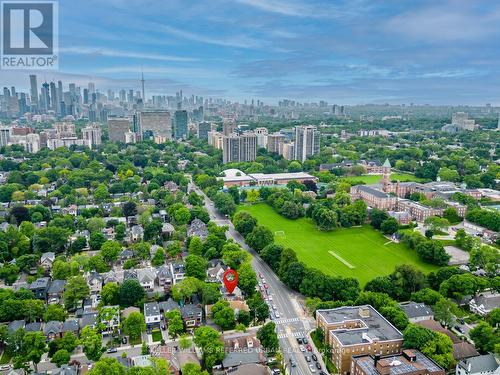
382, 158, 392, 192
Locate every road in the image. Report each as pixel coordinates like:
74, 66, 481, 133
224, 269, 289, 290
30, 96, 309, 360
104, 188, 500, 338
189, 180, 321, 375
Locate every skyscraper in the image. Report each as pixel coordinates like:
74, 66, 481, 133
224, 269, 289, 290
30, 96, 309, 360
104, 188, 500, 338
141, 72, 145, 104
82, 123, 102, 148
294, 125, 320, 162
222, 133, 257, 164
139, 110, 172, 140
174, 110, 188, 140
49, 82, 57, 112
29, 75, 38, 109
254, 127, 268, 148
267, 133, 285, 153
108, 118, 131, 142
197, 121, 212, 140
41, 82, 50, 112
0, 127, 11, 147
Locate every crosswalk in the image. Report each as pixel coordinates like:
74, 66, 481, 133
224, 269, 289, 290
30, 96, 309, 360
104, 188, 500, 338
277, 331, 305, 339
274, 317, 301, 325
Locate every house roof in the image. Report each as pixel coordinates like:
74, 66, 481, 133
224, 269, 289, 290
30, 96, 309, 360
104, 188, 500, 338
8, 320, 25, 332
159, 298, 179, 313
62, 319, 79, 332
457, 354, 499, 373
398, 302, 433, 319
453, 341, 479, 361
30, 277, 50, 290
48, 279, 66, 294
25, 322, 42, 332
80, 312, 98, 328
137, 268, 156, 283
44, 320, 62, 335
472, 291, 500, 312
40, 252, 55, 263
144, 302, 160, 317
181, 304, 202, 318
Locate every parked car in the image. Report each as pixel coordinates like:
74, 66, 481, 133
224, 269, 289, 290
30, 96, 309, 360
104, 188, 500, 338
299, 345, 306, 352
315, 362, 321, 370
290, 359, 297, 367
107, 348, 118, 353
312, 354, 317, 361
0, 365, 12, 371
296, 338, 303, 344
309, 365, 316, 373
259, 273, 264, 279
263, 283, 269, 289
275, 312, 280, 318
161, 324, 166, 330
305, 356, 311, 362
302, 338, 308, 344
306, 344, 313, 351
122, 337, 127, 344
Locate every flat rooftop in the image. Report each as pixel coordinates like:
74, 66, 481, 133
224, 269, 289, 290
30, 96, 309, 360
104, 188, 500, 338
353, 350, 443, 375
317, 305, 403, 346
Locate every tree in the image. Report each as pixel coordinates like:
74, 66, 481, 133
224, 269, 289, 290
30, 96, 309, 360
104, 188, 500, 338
193, 326, 225, 369
237, 262, 257, 295
433, 299, 455, 328
182, 363, 209, 375
380, 217, 398, 235
439, 273, 488, 300
151, 248, 166, 267
200, 283, 222, 305
33, 227, 70, 253
469, 322, 498, 353
94, 184, 110, 202
10, 206, 30, 225
165, 310, 184, 338
416, 240, 450, 266
189, 236, 203, 256
470, 245, 499, 274
51, 349, 70, 367
421, 332, 455, 369
424, 217, 450, 233
22, 331, 47, 372
171, 277, 202, 302
123, 201, 137, 217
88, 357, 126, 375
233, 212, 257, 238
52, 260, 71, 280
411, 288, 443, 306
246, 189, 260, 203
101, 282, 120, 306
370, 209, 388, 230
185, 254, 208, 280
390, 265, 426, 301
222, 243, 251, 269
123, 312, 146, 341
212, 300, 236, 331
312, 207, 338, 231
245, 226, 274, 253
80, 326, 103, 362
100, 241, 121, 263
119, 279, 145, 307
379, 306, 409, 330
260, 244, 283, 272
403, 324, 436, 350
44, 304, 67, 322
63, 275, 90, 310
257, 322, 279, 354
87, 218, 106, 233
89, 232, 106, 251
443, 207, 461, 224
213, 192, 236, 216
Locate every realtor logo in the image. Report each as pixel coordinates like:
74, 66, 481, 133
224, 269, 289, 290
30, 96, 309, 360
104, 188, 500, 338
1, 1, 58, 69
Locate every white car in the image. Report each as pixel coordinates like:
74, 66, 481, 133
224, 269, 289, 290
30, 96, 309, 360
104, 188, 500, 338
309, 365, 316, 373
0, 365, 11, 371
299, 345, 306, 352
272, 304, 277, 310
268, 295, 273, 301
275, 312, 280, 318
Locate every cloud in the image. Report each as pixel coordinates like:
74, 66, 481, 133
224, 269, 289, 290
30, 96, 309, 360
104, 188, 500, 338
158, 24, 263, 49
60, 46, 198, 62
384, 2, 500, 42
94, 65, 226, 79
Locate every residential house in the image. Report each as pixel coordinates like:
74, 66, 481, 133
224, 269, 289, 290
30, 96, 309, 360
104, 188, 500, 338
159, 298, 179, 314
98, 306, 121, 335
469, 291, 500, 316
80, 312, 98, 330
162, 223, 175, 237
61, 205, 77, 216
144, 302, 162, 329
44, 320, 63, 340
221, 331, 266, 371
61, 319, 79, 336
157, 265, 173, 289
119, 249, 135, 264
40, 252, 55, 270
47, 279, 66, 304
181, 304, 202, 328
87, 272, 103, 295
24, 322, 42, 333
29, 277, 51, 300
52, 365, 79, 375
456, 354, 499, 375
131, 225, 144, 241
207, 261, 226, 283
187, 218, 208, 240
170, 261, 186, 285
137, 268, 156, 291
8, 320, 25, 333
398, 302, 434, 323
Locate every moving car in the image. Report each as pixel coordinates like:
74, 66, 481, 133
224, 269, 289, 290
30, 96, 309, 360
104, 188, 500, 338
290, 359, 297, 367
107, 348, 118, 353
275, 312, 280, 318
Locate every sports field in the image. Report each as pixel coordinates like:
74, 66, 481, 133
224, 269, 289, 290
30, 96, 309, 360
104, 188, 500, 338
342, 173, 425, 185
238, 204, 437, 285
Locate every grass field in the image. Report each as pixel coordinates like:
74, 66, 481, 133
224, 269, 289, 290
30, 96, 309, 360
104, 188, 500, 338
342, 173, 425, 184
238, 204, 437, 285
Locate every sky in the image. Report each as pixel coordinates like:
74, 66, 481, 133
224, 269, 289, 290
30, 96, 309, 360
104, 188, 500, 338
3, 0, 500, 105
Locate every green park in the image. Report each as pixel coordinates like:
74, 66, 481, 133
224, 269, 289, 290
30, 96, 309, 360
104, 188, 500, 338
341, 173, 425, 185
238, 203, 438, 285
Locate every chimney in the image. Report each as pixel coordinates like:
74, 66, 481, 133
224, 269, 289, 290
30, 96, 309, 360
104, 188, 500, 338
359, 306, 370, 318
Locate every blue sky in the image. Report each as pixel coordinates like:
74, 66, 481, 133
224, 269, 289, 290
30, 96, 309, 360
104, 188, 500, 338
4, 0, 500, 104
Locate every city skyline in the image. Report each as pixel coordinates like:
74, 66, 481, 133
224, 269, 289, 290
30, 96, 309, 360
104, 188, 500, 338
1, 0, 500, 105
